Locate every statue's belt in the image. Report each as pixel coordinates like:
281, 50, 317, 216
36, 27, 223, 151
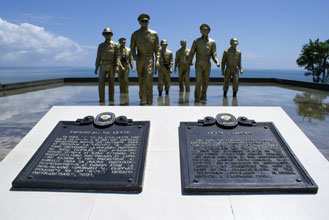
101, 60, 115, 65
137, 54, 154, 57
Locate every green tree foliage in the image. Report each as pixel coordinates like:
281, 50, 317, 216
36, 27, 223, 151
296, 39, 329, 83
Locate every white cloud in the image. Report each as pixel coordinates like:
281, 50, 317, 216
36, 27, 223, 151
23, 14, 61, 24
0, 17, 89, 66
244, 52, 263, 60
14, 14, 68, 26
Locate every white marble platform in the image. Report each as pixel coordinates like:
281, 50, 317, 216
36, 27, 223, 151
0, 106, 328, 220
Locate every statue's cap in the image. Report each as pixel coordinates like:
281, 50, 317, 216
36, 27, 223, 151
119, 38, 126, 42
138, 14, 150, 21
102, 27, 113, 34
160, 39, 168, 45
200, 24, 211, 31
230, 38, 239, 44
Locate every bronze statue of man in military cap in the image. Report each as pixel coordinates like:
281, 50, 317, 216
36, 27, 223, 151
158, 39, 173, 96
221, 38, 243, 97
94, 27, 121, 104
118, 37, 135, 94
130, 13, 160, 105
188, 24, 220, 103
175, 40, 192, 93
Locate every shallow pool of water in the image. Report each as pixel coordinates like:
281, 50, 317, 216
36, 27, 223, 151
1, 82, 328, 161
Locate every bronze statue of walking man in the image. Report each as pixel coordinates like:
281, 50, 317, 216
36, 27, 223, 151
130, 13, 160, 105
158, 39, 173, 96
95, 28, 120, 104
175, 40, 192, 93
221, 38, 243, 97
188, 24, 220, 103
118, 37, 135, 94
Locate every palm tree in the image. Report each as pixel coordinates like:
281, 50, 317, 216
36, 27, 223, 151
296, 39, 329, 83
323, 40, 329, 82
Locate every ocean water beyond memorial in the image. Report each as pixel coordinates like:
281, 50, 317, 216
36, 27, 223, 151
0, 66, 309, 84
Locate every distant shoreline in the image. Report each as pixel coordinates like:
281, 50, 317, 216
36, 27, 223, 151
0, 66, 311, 84
2, 77, 329, 93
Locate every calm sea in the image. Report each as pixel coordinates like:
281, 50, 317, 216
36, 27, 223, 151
0, 66, 310, 84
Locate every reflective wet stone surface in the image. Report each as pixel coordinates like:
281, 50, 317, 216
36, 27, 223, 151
1, 82, 328, 161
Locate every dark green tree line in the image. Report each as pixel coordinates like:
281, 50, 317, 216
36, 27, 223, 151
296, 39, 329, 83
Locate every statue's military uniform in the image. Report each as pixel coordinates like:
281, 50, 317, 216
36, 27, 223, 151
95, 40, 120, 102
175, 48, 191, 92
189, 37, 219, 101
158, 48, 173, 94
118, 45, 133, 93
130, 28, 160, 104
221, 47, 242, 92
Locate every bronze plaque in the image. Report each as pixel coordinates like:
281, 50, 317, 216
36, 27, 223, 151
12, 113, 149, 193
179, 114, 318, 194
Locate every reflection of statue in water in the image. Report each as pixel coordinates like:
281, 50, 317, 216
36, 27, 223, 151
221, 38, 243, 97
194, 100, 206, 106
157, 94, 171, 106
188, 24, 220, 103
178, 92, 190, 106
118, 38, 135, 94
95, 28, 121, 104
294, 92, 329, 121
222, 97, 238, 106
175, 40, 192, 93
157, 39, 173, 96
130, 14, 160, 105
119, 93, 129, 106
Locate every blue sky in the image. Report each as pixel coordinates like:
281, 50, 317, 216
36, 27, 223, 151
0, 0, 328, 69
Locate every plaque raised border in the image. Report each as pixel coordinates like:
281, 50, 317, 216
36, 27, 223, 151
12, 114, 150, 193
179, 115, 318, 194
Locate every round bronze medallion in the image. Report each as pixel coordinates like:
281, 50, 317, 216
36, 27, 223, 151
94, 112, 116, 126
216, 113, 238, 128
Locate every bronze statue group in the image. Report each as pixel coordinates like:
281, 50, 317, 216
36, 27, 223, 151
95, 14, 243, 105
